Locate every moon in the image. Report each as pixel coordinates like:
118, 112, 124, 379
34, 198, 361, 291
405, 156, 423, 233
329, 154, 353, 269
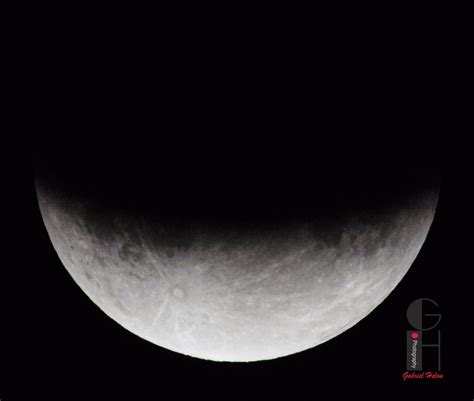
35, 171, 439, 362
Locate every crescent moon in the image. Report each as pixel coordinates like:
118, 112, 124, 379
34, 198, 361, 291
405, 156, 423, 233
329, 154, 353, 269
35, 175, 439, 362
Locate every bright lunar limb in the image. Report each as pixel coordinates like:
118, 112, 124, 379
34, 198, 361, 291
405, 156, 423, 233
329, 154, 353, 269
35, 177, 439, 362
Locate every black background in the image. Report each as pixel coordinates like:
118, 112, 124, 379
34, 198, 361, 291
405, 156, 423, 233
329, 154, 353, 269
2, 3, 472, 400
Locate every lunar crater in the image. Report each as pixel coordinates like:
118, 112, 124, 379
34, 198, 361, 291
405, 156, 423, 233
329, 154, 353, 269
172, 287, 185, 299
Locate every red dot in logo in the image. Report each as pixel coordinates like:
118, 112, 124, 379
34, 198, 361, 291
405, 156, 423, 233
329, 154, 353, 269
411, 332, 419, 339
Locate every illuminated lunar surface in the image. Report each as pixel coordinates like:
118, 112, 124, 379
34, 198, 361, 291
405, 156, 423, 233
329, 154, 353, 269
35, 178, 439, 362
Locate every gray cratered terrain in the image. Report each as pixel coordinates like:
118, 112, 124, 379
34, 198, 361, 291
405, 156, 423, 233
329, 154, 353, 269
35, 177, 439, 362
